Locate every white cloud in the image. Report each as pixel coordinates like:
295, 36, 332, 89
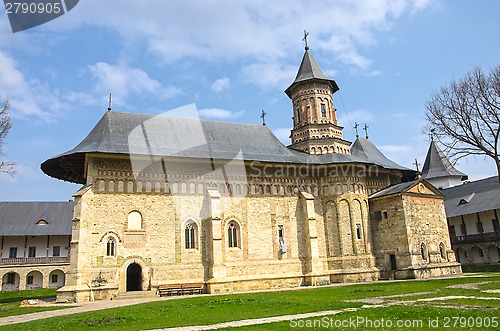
198, 108, 244, 120
0, 164, 44, 185
65, 92, 99, 106
46, 0, 433, 74
273, 128, 292, 145
87, 62, 181, 105
241, 62, 297, 89
0, 1, 436, 119
0, 51, 63, 121
211, 77, 230, 93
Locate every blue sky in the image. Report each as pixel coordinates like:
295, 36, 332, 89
0, 0, 499, 201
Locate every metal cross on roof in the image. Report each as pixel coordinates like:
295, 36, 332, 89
363, 124, 369, 139
429, 129, 435, 141
414, 158, 421, 172
302, 30, 309, 50
107, 93, 112, 112
261, 110, 267, 126
354, 122, 360, 138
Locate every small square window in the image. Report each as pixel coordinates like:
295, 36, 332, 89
52, 246, 61, 257
382, 211, 388, 220
9, 247, 17, 259
27, 275, 34, 285
51, 274, 58, 283
493, 219, 500, 232
28, 247, 36, 258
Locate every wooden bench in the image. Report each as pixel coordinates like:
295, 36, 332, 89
157, 283, 204, 296
158, 284, 182, 296
181, 283, 204, 295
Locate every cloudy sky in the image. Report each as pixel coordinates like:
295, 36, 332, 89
0, 0, 499, 201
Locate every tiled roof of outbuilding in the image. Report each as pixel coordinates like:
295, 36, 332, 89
0, 201, 73, 236
442, 176, 500, 218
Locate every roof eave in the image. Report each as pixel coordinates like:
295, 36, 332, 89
285, 78, 339, 99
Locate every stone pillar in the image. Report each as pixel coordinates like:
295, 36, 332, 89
18, 272, 26, 290
206, 189, 227, 292
300, 191, 328, 286
56, 195, 83, 302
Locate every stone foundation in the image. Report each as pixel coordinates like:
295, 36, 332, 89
394, 262, 462, 279
56, 284, 119, 302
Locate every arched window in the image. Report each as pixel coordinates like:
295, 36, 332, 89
128, 211, 142, 230
420, 243, 427, 261
106, 237, 116, 256
228, 221, 240, 248
184, 222, 198, 249
439, 242, 446, 259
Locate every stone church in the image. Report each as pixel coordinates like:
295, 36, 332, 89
41, 44, 461, 302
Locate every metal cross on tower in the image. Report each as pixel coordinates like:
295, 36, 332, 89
302, 30, 309, 50
261, 110, 267, 126
107, 93, 112, 112
363, 124, 369, 139
354, 122, 360, 138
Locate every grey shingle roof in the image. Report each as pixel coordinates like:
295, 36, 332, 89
369, 178, 443, 199
421, 140, 468, 180
369, 180, 419, 199
350, 138, 410, 171
285, 48, 339, 97
442, 176, 500, 218
0, 202, 73, 236
41, 111, 409, 184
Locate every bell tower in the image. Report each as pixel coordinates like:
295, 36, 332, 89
285, 32, 351, 155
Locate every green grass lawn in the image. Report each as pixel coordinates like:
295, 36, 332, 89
0, 275, 498, 331
0, 288, 68, 318
226, 306, 500, 330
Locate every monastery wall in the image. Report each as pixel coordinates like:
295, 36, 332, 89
57, 156, 394, 301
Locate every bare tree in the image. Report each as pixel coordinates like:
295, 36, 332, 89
0, 99, 15, 175
425, 66, 500, 181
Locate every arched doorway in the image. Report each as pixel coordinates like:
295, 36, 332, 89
1, 272, 20, 291
488, 245, 500, 263
126, 263, 142, 291
456, 248, 467, 263
26, 270, 43, 289
471, 246, 485, 264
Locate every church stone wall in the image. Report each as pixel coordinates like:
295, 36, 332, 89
401, 194, 460, 278
370, 184, 461, 280
57, 159, 388, 301
369, 195, 410, 278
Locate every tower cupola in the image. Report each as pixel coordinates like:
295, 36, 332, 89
285, 31, 351, 155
